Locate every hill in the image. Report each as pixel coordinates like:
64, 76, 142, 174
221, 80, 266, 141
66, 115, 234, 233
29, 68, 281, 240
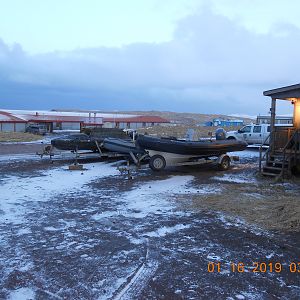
113, 110, 255, 125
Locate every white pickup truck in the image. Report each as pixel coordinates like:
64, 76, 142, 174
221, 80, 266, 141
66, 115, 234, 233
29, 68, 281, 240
226, 124, 270, 145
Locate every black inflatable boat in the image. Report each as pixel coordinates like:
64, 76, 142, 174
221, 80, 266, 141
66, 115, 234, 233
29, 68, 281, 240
51, 134, 101, 151
136, 135, 247, 156
51, 128, 130, 151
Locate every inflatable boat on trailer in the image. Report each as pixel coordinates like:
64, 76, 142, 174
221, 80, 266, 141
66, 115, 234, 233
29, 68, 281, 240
102, 137, 144, 155
136, 135, 247, 171
51, 128, 130, 152
51, 134, 101, 151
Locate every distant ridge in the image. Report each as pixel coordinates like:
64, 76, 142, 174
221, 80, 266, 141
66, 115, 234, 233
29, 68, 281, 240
108, 110, 256, 125
51, 109, 255, 125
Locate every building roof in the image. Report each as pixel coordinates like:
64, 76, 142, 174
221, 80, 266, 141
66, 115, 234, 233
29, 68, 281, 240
0, 110, 103, 124
0, 111, 27, 122
24, 114, 103, 124
4, 109, 137, 119
263, 83, 300, 100
257, 115, 293, 119
212, 118, 243, 122
0, 110, 169, 124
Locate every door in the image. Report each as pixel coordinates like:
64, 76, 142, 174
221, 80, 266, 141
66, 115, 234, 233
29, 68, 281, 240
237, 125, 252, 143
248, 125, 263, 144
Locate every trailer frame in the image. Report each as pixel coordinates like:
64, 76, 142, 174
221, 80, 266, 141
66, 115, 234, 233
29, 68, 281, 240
117, 151, 240, 178
36, 141, 126, 163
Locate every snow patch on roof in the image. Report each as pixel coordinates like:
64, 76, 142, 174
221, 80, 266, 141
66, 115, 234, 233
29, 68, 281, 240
0, 109, 169, 123
2, 109, 138, 119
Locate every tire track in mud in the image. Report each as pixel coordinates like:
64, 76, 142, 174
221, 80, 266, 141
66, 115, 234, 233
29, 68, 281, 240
112, 240, 159, 300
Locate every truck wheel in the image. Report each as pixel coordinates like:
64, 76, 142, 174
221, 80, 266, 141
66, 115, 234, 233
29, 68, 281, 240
149, 155, 166, 171
226, 136, 236, 140
218, 155, 230, 171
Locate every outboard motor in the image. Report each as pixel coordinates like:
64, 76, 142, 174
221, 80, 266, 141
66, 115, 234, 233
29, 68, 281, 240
185, 128, 195, 141
215, 128, 226, 140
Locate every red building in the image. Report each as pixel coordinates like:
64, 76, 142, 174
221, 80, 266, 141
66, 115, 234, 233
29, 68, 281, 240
0, 110, 170, 132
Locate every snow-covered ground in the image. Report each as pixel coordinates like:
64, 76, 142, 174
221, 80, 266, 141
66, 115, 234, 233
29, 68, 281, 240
0, 150, 299, 299
228, 149, 260, 159
1, 162, 119, 224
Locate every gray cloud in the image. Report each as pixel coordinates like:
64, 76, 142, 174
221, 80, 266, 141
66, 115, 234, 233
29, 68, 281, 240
0, 8, 299, 114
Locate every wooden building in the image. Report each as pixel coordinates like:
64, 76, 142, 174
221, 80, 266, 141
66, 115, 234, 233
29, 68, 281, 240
256, 115, 293, 125
259, 84, 300, 179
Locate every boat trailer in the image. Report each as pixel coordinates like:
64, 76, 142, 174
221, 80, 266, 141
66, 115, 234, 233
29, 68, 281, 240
36, 141, 240, 176
117, 151, 240, 179
36, 140, 126, 169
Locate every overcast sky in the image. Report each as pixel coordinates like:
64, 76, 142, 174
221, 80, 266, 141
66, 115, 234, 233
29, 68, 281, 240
0, 0, 299, 115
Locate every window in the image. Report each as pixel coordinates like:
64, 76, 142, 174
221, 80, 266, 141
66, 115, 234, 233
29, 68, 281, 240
267, 126, 270, 132
239, 126, 251, 133
55, 122, 62, 129
253, 126, 261, 133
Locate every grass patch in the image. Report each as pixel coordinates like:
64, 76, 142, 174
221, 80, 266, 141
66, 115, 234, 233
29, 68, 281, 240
0, 132, 43, 142
137, 125, 240, 139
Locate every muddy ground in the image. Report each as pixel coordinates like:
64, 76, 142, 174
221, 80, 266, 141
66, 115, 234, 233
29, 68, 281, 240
0, 143, 299, 299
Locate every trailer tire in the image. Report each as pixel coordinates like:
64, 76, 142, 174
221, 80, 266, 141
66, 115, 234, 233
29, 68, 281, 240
149, 155, 166, 171
218, 155, 230, 171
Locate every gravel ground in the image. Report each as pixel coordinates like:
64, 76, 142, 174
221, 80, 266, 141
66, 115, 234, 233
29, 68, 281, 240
0, 144, 299, 299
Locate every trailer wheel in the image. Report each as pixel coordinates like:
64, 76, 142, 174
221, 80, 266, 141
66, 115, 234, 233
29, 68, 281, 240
218, 155, 230, 171
149, 155, 166, 171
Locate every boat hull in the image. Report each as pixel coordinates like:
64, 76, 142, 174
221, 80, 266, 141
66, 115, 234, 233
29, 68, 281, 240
146, 150, 200, 165
51, 140, 99, 151
137, 135, 247, 156
51, 129, 130, 151
51, 134, 101, 151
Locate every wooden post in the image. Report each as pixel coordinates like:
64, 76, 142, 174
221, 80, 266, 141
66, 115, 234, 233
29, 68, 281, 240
270, 97, 276, 151
293, 98, 300, 129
